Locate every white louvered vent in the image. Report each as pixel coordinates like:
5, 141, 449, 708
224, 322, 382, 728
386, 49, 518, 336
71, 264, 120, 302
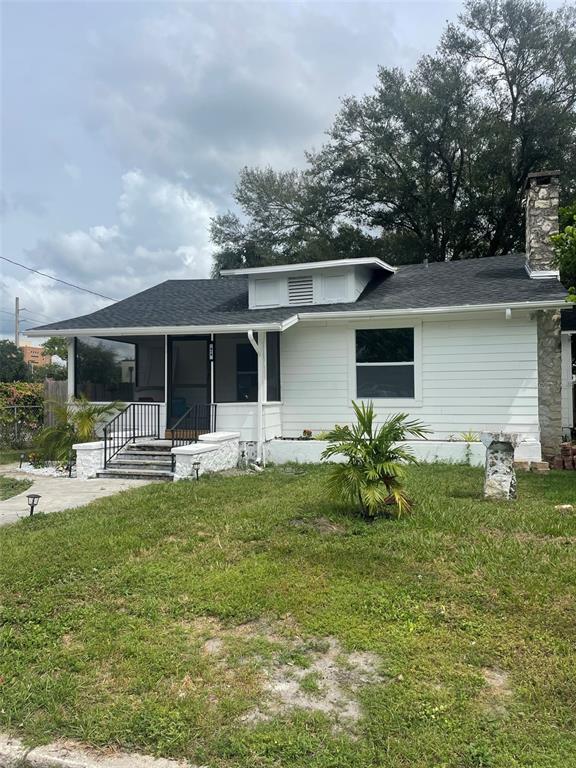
287, 275, 314, 305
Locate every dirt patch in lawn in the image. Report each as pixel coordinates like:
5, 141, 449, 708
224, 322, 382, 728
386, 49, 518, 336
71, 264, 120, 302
242, 636, 386, 727
480, 667, 513, 716
185, 616, 387, 729
289, 516, 346, 535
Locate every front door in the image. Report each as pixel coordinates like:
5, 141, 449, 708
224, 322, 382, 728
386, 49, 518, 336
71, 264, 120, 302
167, 336, 211, 428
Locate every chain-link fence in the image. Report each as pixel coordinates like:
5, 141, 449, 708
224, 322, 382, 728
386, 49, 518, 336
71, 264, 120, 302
0, 406, 44, 449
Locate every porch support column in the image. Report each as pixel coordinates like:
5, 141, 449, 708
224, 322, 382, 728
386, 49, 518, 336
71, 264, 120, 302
67, 337, 75, 400
561, 333, 574, 435
248, 330, 267, 464
164, 334, 169, 437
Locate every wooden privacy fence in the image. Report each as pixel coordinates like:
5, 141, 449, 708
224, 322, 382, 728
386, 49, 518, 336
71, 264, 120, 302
44, 379, 67, 426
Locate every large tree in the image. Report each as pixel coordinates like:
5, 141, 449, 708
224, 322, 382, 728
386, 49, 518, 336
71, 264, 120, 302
42, 337, 68, 361
212, 0, 576, 272
0, 340, 30, 383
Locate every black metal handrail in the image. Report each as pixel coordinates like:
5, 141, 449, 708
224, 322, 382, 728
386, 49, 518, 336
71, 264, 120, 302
169, 403, 217, 455
103, 403, 161, 468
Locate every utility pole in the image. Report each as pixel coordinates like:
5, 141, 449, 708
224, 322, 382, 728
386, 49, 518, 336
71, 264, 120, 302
14, 296, 20, 347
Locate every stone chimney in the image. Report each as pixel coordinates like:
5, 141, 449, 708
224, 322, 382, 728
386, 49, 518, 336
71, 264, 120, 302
525, 170, 560, 275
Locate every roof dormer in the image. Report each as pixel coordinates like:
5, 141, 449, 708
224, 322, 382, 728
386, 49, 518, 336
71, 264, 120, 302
220, 258, 396, 309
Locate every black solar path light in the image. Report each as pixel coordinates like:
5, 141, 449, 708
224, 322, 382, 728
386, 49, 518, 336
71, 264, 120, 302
26, 494, 41, 516
192, 461, 201, 481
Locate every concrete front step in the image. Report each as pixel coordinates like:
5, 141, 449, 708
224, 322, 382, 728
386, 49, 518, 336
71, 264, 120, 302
97, 468, 174, 481
113, 455, 172, 465
120, 451, 172, 461
111, 462, 172, 472
128, 440, 173, 452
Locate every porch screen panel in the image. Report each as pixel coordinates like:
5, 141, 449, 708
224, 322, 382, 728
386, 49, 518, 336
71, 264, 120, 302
75, 337, 136, 401
266, 332, 281, 401
135, 338, 165, 402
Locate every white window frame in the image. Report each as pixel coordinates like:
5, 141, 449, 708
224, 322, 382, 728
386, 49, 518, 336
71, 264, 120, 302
349, 320, 422, 407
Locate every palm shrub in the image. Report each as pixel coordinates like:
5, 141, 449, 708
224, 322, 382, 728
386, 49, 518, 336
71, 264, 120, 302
34, 397, 123, 463
321, 401, 429, 518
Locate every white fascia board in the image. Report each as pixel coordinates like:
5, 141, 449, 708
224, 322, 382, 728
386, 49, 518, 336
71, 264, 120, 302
294, 298, 568, 323
221, 257, 397, 276
524, 262, 561, 280
25, 322, 287, 338
27, 299, 567, 339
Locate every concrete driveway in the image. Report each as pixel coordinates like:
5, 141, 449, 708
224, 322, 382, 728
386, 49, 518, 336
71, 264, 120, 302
0, 465, 151, 527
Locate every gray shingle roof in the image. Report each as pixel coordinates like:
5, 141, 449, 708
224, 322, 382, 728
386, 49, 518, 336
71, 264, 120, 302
30, 254, 568, 333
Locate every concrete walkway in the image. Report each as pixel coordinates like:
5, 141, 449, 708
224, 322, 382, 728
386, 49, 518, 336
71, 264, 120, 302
0, 732, 194, 767
0, 465, 151, 527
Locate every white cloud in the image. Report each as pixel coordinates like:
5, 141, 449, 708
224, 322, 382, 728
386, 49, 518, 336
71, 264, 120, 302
86, 2, 402, 198
0, 170, 216, 337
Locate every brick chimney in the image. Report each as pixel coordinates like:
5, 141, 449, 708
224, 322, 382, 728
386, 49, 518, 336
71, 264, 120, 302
525, 170, 560, 276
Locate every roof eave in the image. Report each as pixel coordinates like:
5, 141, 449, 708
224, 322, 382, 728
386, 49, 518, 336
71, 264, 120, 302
295, 298, 568, 322
25, 321, 292, 338
220, 257, 397, 276
26, 297, 567, 339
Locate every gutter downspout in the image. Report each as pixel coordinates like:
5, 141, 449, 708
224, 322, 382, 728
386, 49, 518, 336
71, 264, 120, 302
248, 330, 266, 465
67, 337, 75, 400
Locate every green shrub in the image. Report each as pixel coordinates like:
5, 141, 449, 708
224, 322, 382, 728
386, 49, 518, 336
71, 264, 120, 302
34, 397, 123, 462
0, 382, 44, 408
321, 401, 429, 518
0, 383, 44, 449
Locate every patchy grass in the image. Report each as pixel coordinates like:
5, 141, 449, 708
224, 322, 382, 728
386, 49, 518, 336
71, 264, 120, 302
0, 464, 575, 767
0, 476, 32, 500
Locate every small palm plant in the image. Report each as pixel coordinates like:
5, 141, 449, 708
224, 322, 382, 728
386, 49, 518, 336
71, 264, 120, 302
35, 397, 123, 463
321, 401, 429, 518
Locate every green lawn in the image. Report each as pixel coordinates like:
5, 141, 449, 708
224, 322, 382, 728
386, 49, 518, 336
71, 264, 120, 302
1, 464, 575, 767
0, 449, 21, 465
0, 476, 32, 500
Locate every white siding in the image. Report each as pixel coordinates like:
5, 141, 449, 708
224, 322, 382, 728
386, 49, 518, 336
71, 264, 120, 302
216, 403, 258, 441
263, 403, 282, 440
280, 313, 540, 441
213, 403, 281, 443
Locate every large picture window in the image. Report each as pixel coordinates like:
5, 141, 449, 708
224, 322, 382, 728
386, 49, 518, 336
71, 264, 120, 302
356, 328, 415, 398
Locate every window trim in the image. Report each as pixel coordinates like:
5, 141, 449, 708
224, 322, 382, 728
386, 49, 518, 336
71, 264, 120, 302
349, 321, 422, 406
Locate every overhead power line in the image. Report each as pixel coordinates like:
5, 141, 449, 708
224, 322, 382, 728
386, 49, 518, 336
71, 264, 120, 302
0, 310, 50, 324
20, 308, 57, 322
1, 256, 118, 302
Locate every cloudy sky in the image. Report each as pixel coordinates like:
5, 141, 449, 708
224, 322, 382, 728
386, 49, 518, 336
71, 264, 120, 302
1, 0, 464, 339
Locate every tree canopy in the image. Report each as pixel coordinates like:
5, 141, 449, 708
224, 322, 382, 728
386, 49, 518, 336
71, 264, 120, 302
42, 337, 69, 361
212, 0, 576, 273
0, 341, 29, 383
552, 201, 576, 299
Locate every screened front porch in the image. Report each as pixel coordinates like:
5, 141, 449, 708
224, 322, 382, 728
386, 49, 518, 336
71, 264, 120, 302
68, 332, 282, 443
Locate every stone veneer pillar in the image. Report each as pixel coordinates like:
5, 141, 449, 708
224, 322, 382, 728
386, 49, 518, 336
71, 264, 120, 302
481, 432, 520, 500
537, 310, 562, 460
525, 171, 563, 461
73, 440, 105, 479
525, 171, 560, 272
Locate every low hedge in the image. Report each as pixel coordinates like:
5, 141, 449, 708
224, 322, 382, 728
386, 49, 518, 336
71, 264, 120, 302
0, 382, 44, 409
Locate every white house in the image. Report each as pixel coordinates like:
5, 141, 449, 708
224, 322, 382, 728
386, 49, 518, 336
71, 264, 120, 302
28, 170, 574, 478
